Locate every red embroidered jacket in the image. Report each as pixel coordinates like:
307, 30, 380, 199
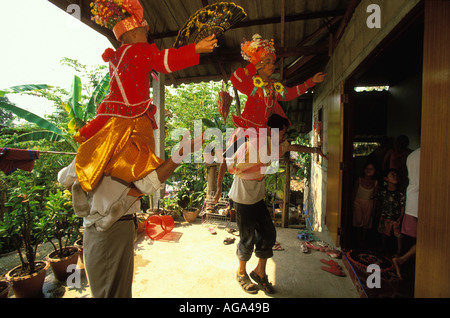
230, 63, 316, 129
76, 42, 199, 141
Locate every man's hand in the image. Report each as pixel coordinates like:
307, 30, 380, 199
195, 34, 218, 53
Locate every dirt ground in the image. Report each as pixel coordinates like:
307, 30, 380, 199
1, 218, 360, 299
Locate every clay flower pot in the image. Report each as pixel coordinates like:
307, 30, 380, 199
5, 261, 50, 298
182, 208, 199, 223
46, 246, 79, 283
0, 280, 11, 298
136, 212, 149, 234
74, 238, 84, 269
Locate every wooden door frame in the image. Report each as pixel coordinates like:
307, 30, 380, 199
338, 3, 424, 249
415, 0, 450, 298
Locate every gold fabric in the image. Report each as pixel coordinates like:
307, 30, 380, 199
75, 114, 164, 192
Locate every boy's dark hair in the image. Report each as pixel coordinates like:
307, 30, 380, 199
267, 114, 290, 130
384, 168, 400, 177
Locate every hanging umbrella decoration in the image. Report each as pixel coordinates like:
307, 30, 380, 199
218, 83, 233, 123
173, 2, 247, 48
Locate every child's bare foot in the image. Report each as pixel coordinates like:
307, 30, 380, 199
392, 257, 403, 279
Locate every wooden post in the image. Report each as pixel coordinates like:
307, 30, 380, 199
282, 157, 291, 228
280, 0, 286, 81
206, 163, 220, 200
152, 73, 166, 201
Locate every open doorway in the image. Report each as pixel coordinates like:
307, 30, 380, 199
339, 14, 424, 297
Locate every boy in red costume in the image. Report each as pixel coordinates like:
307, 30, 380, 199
231, 34, 326, 129
74, 0, 217, 197
58, 0, 216, 298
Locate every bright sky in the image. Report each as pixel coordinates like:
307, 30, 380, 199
0, 0, 112, 117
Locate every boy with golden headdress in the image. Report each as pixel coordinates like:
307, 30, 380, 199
74, 0, 216, 195
214, 34, 326, 294
231, 34, 325, 129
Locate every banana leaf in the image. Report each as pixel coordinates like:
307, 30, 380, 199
0, 99, 63, 135
68, 75, 83, 120
0, 84, 50, 97
12, 130, 64, 143
85, 72, 110, 122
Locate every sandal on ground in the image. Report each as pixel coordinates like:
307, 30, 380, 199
320, 259, 341, 269
326, 249, 342, 259
272, 242, 284, 251
320, 265, 345, 277
225, 227, 239, 235
207, 226, 217, 235
223, 237, 235, 245
250, 271, 275, 294
236, 274, 258, 294
305, 241, 320, 251
301, 242, 309, 253
315, 240, 329, 248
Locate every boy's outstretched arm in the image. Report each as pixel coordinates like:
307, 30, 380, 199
287, 144, 327, 159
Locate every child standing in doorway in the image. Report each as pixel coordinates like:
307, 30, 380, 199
376, 168, 405, 256
352, 162, 378, 248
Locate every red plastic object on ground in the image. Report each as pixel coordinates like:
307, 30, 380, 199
145, 215, 175, 240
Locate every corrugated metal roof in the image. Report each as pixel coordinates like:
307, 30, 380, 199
48, 0, 353, 131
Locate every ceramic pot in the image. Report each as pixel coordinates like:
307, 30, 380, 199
182, 208, 199, 223
136, 213, 149, 234
46, 246, 79, 283
74, 238, 84, 269
5, 261, 49, 298
0, 280, 11, 298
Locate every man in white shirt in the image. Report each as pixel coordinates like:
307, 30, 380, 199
58, 134, 201, 297
392, 147, 420, 279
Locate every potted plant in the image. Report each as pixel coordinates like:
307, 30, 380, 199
0, 181, 50, 298
146, 195, 164, 215
43, 189, 81, 283
161, 195, 181, 220
175, 163, 206, 223
136, 212, 149, 234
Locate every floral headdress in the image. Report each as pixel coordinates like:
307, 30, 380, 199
241, 34, 276, 64
90, 0, 148, 41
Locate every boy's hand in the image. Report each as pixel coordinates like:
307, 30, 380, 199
312, 72, 327, 83
195, 34, 218, 53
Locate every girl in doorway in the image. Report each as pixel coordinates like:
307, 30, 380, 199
352, 162, 378, 248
